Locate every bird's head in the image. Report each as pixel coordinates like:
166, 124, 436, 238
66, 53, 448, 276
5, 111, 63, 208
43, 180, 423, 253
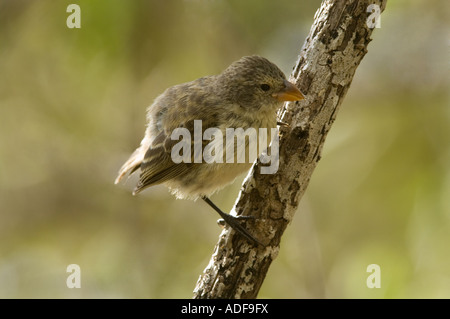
218, 55, 304, 111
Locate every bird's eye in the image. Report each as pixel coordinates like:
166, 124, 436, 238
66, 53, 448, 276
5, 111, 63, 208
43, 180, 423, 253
260, 84, 270, 91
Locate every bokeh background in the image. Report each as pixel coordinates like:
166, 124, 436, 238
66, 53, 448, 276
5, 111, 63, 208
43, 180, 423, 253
0, 0, 448, 298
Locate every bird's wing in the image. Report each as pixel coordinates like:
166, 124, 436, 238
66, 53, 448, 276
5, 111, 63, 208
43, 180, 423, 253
131, 79, 228, 194
132, 130, 189, 194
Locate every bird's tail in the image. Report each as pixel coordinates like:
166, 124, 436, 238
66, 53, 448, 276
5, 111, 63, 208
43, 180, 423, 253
114, 136, 151, 184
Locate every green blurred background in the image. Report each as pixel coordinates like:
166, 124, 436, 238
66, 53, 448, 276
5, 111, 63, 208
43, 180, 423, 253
0, 0, 448, 298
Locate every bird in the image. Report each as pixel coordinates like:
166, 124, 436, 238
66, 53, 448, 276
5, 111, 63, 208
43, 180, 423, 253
115, 55, 304, 245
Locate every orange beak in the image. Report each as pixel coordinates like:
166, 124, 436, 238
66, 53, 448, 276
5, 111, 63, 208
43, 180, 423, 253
272, 80, 305, 102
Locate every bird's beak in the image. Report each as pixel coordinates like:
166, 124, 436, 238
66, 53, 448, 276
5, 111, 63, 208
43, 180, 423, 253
272, 80, 305, 102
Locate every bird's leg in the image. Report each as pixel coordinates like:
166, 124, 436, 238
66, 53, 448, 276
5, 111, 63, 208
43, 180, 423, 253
201, 196, 262, 246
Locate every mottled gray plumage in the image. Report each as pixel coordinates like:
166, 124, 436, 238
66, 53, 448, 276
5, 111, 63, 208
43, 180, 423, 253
115, 55, 303, 200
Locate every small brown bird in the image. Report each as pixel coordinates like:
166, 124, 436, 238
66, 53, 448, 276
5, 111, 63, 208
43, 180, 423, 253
115, 56, 304, 245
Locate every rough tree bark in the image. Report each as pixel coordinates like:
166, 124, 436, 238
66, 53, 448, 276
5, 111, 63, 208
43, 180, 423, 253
193, 0, 387, 299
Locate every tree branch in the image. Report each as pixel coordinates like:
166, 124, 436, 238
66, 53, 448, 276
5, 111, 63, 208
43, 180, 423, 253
193, 0, 388, 299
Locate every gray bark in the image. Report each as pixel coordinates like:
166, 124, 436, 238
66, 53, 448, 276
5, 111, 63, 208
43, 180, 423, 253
193, 0, 388, 299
